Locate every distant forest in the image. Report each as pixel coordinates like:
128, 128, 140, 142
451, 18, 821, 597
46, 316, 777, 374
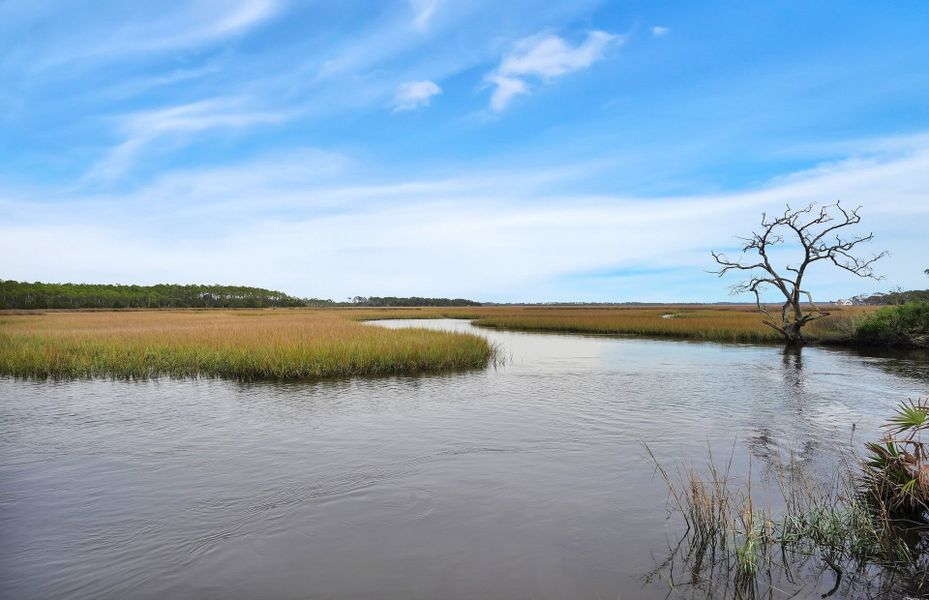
0, 280, 307, 309
852, 289, 929, 305
345, 296, 481, 307
0, 280, 482, 309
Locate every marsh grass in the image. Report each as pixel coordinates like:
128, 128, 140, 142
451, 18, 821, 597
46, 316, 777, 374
0, 309, 494, 380
645, 438, 928, 600
470, 305, 876, 344
0, 305, 883, 380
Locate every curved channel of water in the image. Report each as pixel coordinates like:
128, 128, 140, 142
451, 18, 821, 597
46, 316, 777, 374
1, 319, 926, 599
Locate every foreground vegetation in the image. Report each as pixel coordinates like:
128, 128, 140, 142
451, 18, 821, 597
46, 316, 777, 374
647, 399, 928, 599
0, 310, 494, 380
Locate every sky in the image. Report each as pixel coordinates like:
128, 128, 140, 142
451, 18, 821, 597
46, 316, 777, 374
1, 0, 927, 303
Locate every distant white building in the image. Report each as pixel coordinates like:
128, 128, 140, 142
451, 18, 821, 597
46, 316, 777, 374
834, 299, 853, 306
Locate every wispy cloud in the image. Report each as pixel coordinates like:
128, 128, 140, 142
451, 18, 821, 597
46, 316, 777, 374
410, 0, 441, 30
5, 0, 281, 72
486, 30, 621, 111
85, 99, 287, 183
103, 65, 221, 99
122, 0, 280, 54
205, 0, 279, 38
651, 26, 670, 37
394, 80, 442, 111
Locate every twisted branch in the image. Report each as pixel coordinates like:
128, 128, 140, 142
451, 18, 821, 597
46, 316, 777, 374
710, 201, 886, 344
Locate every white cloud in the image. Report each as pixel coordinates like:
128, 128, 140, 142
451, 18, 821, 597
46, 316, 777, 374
486, 30, 621, 111
488, 75, 530, 113
651, 26, 670, 37
498, 31, 619, 79
393, 80, 442, 111
5, 134, 929, 301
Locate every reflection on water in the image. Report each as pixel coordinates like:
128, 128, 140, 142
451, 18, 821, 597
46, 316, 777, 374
781, 345, 804, 391
847, 346, 929, 383
1, 319, 927, 599
746, 347, 819, 469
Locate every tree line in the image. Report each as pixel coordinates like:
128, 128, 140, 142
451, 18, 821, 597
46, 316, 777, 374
0, 281, 483, 309
852, 289, 929, 305
0, 280, 306, 309
347, 296, 481, 307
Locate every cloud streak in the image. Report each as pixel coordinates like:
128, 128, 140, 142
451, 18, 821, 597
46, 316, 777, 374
410, 0, 441, 30
84, 99, 288, 183
5, 0, 281, 72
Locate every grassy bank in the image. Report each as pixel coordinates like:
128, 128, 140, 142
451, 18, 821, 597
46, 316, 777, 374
0, 309, 494, 380
468, 305, 875, 344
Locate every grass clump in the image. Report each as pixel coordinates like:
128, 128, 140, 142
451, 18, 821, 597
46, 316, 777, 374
0, 310, 495, 381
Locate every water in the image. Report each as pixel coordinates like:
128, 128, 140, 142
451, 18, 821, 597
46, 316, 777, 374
1, 319, 926, 599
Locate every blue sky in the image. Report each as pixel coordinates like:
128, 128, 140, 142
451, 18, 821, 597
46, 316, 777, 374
1, 0, 927, 302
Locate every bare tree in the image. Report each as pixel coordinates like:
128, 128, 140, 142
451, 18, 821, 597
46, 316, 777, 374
711, 202, 887, 345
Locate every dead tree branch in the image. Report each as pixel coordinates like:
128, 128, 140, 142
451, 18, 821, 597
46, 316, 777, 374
710, 201, 887, 345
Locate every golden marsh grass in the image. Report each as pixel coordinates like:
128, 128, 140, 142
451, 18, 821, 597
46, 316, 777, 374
0, 304, 879, 381
465, 304, 877, 343
0, 309, 493, 380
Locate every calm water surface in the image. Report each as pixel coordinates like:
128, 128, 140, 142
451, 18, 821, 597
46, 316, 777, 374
1, 319, 927, 599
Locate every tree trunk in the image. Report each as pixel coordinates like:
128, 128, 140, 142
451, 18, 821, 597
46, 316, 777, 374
779, 299, 807, 346
783, 321, 805, 346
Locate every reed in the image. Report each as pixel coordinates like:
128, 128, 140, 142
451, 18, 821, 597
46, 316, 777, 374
0, 309, 494, 380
